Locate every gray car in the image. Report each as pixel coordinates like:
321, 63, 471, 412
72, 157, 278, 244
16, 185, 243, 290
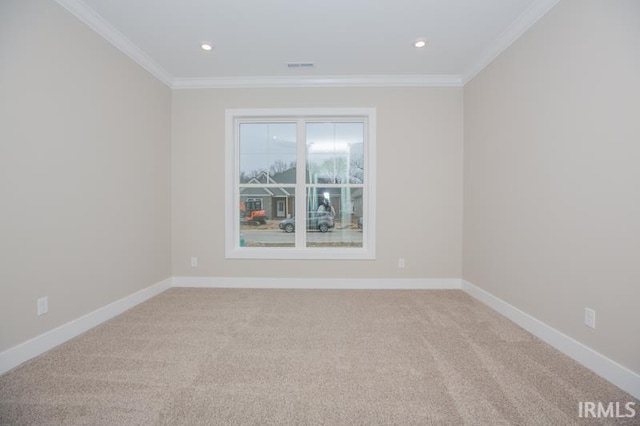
279, 211, 335, 233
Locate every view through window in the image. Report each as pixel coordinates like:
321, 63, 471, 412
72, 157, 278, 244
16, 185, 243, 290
226, 109, 376, 259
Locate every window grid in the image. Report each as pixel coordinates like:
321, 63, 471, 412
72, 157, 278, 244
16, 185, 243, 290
226, 108, 376, 260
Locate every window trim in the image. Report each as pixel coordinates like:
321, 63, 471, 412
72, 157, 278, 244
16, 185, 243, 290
225, 108, 376, 260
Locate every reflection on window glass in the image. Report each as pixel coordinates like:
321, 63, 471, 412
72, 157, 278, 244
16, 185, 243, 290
304, 121, 364, 249
304, 191, 363, 248
306, 122, 364, 184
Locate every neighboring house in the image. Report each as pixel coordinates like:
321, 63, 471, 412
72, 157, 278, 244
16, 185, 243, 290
240, 170, 295, 220
239, 167, 362, 222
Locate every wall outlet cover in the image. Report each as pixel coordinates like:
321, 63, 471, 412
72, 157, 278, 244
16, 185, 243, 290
37, 297, 48, 316
584, 307, 596, 329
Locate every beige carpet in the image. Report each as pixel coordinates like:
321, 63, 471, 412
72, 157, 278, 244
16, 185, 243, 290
0, 288, 637, 425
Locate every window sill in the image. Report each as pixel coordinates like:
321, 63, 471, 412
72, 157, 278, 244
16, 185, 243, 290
225, 247, 375, 260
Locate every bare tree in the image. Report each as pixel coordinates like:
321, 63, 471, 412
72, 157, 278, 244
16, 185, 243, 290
269, 160, 295, 176
240, 169, 264, 183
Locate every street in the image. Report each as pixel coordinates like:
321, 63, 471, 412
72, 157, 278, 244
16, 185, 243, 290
242, 229, 362, 245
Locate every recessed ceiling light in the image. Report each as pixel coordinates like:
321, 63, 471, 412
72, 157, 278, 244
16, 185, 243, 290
414, 40, 427, 48
201, 43, 213, 51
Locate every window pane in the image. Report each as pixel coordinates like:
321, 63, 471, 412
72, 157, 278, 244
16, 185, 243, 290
305, 191, 363, 248
240, 123, 297, 183
306, 122, 364, 184
240, 189, 296, 247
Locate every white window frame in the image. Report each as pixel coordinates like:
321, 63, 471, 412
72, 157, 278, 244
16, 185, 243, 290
225, 108, 376, 260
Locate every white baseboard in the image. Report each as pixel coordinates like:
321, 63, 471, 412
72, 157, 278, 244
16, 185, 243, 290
461, 280, 640, 400
0, 278, 171, 375
171, 276, 462, 290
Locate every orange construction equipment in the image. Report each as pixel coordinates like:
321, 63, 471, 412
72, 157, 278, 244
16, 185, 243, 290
240, 198, 267, 225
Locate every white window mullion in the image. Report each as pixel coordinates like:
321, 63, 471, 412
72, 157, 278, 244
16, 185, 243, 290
295, 118, 306, 249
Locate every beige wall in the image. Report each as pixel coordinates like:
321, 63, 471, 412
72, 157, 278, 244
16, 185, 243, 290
6, 0, 635, 383
0, 0, 172, 352
463, 0, 640, 373
172, 87, 463, 278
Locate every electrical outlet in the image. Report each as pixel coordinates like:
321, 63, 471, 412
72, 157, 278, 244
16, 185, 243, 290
190, 257, 198, 267
398, 258, 406, 268
37, 297, 48, 316
584, 307, 596, 328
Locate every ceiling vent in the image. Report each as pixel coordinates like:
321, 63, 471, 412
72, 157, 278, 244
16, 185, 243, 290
287, 62, 315, 69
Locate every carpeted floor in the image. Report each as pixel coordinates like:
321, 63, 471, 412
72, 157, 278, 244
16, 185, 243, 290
0, 288, 637, 425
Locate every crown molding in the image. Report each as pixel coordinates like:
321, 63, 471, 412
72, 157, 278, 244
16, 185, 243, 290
462, 0, 562, 85
54, 0, 173, 87
56, 0, 556, 89
172, 74, 464, 89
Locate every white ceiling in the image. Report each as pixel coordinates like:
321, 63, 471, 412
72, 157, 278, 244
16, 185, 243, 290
55, 0, 561, 88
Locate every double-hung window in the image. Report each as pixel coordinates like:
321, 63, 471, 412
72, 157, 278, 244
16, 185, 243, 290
225, 108, 376, 259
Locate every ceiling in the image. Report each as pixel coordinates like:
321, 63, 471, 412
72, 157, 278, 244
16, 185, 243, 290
55, 0, 560, 88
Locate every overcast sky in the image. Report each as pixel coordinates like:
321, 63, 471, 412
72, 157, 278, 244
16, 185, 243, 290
239, 122, 363, 176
